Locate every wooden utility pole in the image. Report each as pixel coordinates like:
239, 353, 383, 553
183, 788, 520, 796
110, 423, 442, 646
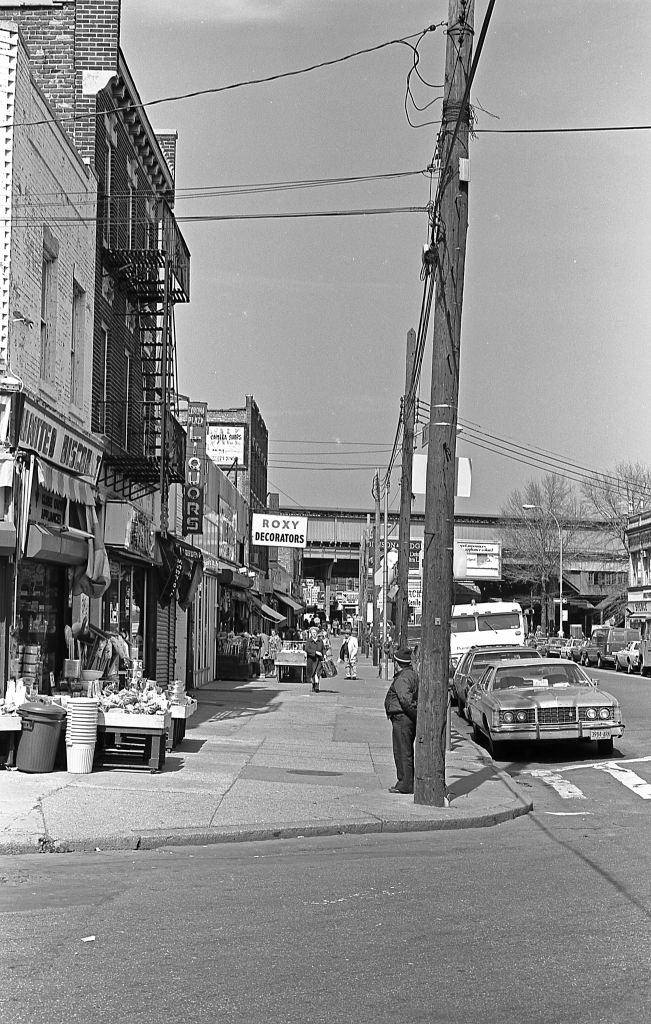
396, 328, 417, 647
372, 470, 381, 666
415, 0, 475, 806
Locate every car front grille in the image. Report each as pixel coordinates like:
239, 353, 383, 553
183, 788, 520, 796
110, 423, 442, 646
538, 706, 576, 725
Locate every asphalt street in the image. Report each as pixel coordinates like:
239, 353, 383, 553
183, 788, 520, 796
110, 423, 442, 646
1, 809, 650, 1024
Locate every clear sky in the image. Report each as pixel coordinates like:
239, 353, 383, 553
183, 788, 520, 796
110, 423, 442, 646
120, 1, 651, 517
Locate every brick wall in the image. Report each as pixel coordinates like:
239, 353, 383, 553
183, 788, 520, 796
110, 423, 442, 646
0, 1, 121, 160
156, 131, 177, 187
6, 28, 97, 430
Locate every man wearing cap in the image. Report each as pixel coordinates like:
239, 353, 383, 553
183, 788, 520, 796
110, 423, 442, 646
384, 647, 419, 794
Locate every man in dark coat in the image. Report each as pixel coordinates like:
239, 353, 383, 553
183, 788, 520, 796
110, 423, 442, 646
384, 647, 419, 794
304, 626, 325, 692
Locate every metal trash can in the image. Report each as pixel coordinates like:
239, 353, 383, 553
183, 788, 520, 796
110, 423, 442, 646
16, 702, 66, 773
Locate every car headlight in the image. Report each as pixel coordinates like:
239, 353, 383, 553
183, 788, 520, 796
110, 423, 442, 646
502, 711, 515, 724
516, 711, 527, 723
599, 707, 611, 720
586, 707, 597, 720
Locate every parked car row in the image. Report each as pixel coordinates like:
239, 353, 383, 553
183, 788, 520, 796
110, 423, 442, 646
451, 642, 625, 760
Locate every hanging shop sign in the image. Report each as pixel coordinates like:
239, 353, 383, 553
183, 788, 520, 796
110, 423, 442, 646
218, 497, 238, 563
251, 513, 307, 548
104, 501, 156, 561
17, 396, 102, 482
182, 401, 207, 536
206, 423, 246, 469
157, 534, 204, 609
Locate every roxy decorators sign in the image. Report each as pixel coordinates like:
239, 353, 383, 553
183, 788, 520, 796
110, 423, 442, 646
251, 513, 308, 548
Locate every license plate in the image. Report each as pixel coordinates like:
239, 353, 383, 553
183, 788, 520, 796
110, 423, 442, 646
590, 729, 612, 740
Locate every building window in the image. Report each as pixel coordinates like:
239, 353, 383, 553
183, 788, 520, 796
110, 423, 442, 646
71, 280, 85, 406
99, 324, 109, 432
124, 349, 131, 450
40, 231, 58, 381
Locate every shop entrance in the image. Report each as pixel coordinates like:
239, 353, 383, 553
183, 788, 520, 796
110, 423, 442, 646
103, 560, 147, 659
17, 562, 68, 686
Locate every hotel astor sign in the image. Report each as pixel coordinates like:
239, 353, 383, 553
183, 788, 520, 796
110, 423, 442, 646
182, 402, 207, 536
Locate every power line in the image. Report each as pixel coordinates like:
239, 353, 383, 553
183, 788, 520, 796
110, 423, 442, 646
4, 25, 444, 132
3, 206, 427, 226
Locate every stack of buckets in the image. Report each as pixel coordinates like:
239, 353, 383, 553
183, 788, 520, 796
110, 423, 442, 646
65, 697, 99, 773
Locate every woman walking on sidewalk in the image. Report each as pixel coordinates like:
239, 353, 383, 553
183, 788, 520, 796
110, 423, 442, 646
305, 626, 325, 692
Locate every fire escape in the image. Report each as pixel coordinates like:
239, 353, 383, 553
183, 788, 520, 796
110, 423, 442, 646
100, 191, 190, 529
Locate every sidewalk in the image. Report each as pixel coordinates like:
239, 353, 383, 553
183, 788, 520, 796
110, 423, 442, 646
0, 655, 532, 855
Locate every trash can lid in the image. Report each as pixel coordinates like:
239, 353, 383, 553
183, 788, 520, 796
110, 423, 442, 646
18, 701, 66, 720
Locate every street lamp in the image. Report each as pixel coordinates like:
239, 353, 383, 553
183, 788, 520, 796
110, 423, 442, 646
522, 504, 563, 637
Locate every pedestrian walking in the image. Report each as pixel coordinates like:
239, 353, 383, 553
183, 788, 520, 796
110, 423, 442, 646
304, 626, 325, 692
341, 628, 358, 679
268, 628, 281, 677
384, 647, 419, 794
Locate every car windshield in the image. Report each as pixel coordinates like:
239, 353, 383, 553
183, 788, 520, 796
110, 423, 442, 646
451, 617, 477, 634
492, 663, 591, 690
477, 612, 520, 631
469, 650, 536, 681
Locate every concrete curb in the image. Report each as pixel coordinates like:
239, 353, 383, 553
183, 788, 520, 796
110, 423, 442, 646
0, 796, 533, 856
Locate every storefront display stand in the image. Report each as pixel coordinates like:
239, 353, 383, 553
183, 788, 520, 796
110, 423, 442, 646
97, 710, 171, 773
168, 699, 197, 751
0, 714, 22, 768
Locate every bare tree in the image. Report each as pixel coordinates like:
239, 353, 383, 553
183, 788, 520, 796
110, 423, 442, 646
581, 460, 651, 555
500, 475, 583, 634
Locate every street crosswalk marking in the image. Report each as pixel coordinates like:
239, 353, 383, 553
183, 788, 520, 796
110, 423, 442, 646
521, 756, 651, 801
525, 770, 586, 799
592, 763, 651, 800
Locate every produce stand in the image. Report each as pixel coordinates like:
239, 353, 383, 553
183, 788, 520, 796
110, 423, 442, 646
167, 698, 197, 751
275, 641, 307, 682
96, 709, 171, 773
0, 713, 22, 768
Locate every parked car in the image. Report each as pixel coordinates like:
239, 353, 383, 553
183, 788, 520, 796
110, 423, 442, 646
581, 626, 641, 669
546, 637, 564, 658
560, 637, 584, 661
466, 657, 624, 759
452, 644, 542, 720
614, 641, 641, 674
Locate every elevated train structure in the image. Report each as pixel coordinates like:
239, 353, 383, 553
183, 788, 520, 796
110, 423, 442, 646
284, 507, 627, 635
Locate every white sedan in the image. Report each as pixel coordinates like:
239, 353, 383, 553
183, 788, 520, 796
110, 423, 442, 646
614, 641, 641, 673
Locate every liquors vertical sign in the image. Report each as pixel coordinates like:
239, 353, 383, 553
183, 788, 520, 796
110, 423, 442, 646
182, 402, 207, 535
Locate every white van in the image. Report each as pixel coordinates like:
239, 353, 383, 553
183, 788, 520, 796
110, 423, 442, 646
450, 601, 525, 673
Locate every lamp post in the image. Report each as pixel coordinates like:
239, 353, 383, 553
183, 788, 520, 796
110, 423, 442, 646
523, 504, 563, 637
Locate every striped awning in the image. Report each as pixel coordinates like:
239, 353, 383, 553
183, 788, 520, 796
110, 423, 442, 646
37, 460, 96, 505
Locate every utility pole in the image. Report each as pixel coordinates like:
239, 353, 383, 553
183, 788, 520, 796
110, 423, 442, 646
373, 470, 381, 667
415, 0, 475, 807
396, 328, 417, 647
381, 472, 390, 679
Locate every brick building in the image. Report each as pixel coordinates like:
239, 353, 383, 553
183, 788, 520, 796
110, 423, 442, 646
0, 20, 101, 686
0, 1, 194, 685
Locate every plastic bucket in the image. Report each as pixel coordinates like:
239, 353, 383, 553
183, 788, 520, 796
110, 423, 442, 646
66, 742, 95, 774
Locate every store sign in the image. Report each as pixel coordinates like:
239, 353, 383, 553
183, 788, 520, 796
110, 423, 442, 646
182, 402, 207, 536
18, 397, 102, 482
206, 423, 246, 468
219, 498, 238, 563
454, 540, 501, 580
105, 501, 156, 561
369, 538, 422, 572
251, 513, 307, 548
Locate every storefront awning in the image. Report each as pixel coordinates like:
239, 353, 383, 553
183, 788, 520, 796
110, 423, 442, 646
274, 590, 303, 613
250, 595, 287, 624
26, 523, 90, 565
218, 565, 253, 591
157, 533, 204, 610
37, 459, 96, 505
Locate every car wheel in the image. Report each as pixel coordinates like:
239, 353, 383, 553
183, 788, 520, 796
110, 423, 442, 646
596, 737, 614, 756
614, 658, 620, 672
597, 654, 603, 669
487, 729, 506, 761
